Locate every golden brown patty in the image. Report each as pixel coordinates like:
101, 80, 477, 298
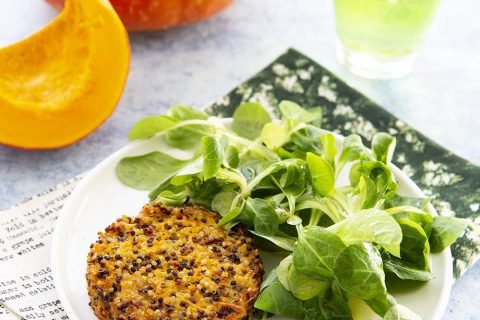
86, 203, 264, 320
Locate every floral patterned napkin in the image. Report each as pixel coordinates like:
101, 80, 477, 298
207, 48, 480, 279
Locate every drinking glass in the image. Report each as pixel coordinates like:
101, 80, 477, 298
334, 0, 440, 79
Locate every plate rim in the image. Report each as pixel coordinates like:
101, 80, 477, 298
51, 119, 453, 320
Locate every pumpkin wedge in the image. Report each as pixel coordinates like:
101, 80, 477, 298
0, 0, 130, 149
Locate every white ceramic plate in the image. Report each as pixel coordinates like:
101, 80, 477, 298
51, 119, 453, 320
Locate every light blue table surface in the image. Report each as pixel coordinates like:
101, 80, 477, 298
1, 1, 479, 319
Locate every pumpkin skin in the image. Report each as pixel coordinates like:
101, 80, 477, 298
46, 0, 234, 31
0, 0, 130, 149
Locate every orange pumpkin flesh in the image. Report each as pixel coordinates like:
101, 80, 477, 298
0, 0, 130, 149
46, 0, 234, 31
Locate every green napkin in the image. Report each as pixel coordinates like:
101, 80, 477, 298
207, 48, 480, 279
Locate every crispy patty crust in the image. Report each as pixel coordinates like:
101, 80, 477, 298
86, 203, 264, 320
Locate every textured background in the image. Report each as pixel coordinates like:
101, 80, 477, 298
0, 1, 479, 318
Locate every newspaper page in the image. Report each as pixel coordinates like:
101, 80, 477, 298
0, 177, 82, 320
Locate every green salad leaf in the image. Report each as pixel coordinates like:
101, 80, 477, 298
396, 218, 430, 270
288, 265, 328, 300
303, 281, 352, 320
261, 268, 279, 292
337, 134, 369, 173
128, 115, 177, 140
279, 100, 322, 127
202, 136, 223, 180
384, 258, 433, 281
247, 198, 279, 236
334, 243, 386, 300
371, 132, 396, 165
365, 293, 397, 317
392, 210, 433, 238
250, 231, 296, 252
288, 126, 324, 155
233, 102, 272, 140
327, 210, 402, 257
164, 122, 212, 150
430, 216, 468, 253
384, 195, 431, 211
320, 132, 337, 170
168, 105, 209, 121
211, 190, 237, 216
306, 152, 335, 197
254, 281, 304, 319
261, 122, 290, 149
293, 226, 345, 279
116, 151, 190, 189
354, 160, 398, 209
278, 255, 293, 291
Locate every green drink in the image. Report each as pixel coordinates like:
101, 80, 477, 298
334, 0, 440, 78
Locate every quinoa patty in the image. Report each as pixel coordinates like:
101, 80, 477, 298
86, 203, 264, 320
